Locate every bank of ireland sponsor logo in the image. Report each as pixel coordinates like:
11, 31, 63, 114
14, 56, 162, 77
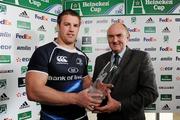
81, 46, 92, 53
161, 75, 172, 81
0, 104, 7, 114
56, 56, 68, 64
161, 94, 172, 101
0, 79, 7, 89
68, 67, 79, 74
177, 46, 180, 52
0, 55, 11, 63
17, 20, 31, 30
144, 26, 156, 33
0, 4, 7, 14
18, 111, 32, 120
145, 103, 156, 110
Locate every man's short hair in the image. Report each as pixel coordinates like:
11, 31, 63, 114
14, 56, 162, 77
57, 9, 81, 25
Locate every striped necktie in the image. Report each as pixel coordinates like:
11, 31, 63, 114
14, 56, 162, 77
113, 54, 120, 66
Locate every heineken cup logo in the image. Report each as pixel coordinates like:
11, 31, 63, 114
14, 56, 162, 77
70, 3, 83, 16
15, 0, 19, 5
130, 0, 145, 14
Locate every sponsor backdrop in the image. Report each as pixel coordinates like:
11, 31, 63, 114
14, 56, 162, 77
0, 1, 61, 119
66, 0, 180, 113
0, 0, 180, 119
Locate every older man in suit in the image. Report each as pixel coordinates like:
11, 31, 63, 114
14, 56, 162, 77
92, 23, 159, 120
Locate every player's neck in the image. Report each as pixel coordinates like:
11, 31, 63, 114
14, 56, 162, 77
56, 39, 75, 50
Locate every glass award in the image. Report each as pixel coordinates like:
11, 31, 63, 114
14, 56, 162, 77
89, 61, 117, 100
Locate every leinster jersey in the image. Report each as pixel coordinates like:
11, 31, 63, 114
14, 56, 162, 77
27, 41, 89, 120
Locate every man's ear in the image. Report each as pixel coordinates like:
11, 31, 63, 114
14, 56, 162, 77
127, 33, 130, 39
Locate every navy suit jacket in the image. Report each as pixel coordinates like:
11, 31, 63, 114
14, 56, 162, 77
93, 47, 158, 120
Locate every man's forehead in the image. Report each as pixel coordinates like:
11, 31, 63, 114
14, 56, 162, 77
61, 15, 80, 24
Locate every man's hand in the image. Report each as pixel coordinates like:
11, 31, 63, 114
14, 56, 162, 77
75, 88, 103, 111
93, 91, 121, 113
95, 81, 113, 96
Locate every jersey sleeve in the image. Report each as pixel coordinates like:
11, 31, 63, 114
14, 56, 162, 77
27, 47, 49, 73
83, 55, 89, 77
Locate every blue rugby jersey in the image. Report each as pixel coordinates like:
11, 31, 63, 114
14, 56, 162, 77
27, 41, 89, 120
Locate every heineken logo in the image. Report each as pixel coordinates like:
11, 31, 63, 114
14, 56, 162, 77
126, 0, 178, 14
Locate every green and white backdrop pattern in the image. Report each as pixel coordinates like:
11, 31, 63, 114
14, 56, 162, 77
0, 0, 180, 119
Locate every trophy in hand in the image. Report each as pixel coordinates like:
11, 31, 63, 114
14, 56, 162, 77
88, 62, 113, 101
